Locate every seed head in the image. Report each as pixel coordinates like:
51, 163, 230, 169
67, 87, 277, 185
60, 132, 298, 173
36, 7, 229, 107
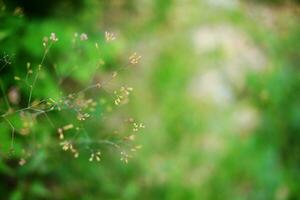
105, 31, 116, 41
129, 52, 141, 64
80, 33, 88, 41
49, 32, 58, 42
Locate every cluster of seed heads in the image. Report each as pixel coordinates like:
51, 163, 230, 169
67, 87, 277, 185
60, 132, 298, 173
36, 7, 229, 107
19, 158, 26, 166
133, 122, 145, 132
120, 151, 130, 164
89, 151, 101, 162
114, 86, 133, 106
42, 32, 58, 47
105, 31, 116, 42
66, 94, 97, 111
0, 31, 145, 166
129, 52, 141, 65
60, 141, 79, 158
57, 124, 75, 140
51, 94, 97, 121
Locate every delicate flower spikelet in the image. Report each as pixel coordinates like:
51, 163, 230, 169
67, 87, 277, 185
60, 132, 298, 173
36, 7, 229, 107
133, 122, 145, 132
49, 32, 58, 42
120, 151, 130, 164
60, 141, 79, 158
63, 124, 74, 131
74, 152, 79, 158
129, 52, 141, 64
96, 82, 101, 88
128, 134, 135, 141
131, 145, 143, 152
70, 144, 79, 158
58, 128, 64, 139
14, 76, 21, 81
77, 113, 90, 121
42, 36, 49, 47
89, 151, 101, 162
60, 141, 71, 151
19, 158, 26, 166
105, 31, 116, 41
80, 33, 88, 41
89, 153, 94, 162
114, 86, 133, 106
57, 124, 74, 139
95, 151, 101, 161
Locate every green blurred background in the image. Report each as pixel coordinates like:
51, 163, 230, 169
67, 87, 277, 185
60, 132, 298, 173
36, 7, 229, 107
1, 0, 300, 199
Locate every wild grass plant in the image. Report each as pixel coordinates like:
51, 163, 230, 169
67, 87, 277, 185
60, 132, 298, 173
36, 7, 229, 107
0, 31, 144, 166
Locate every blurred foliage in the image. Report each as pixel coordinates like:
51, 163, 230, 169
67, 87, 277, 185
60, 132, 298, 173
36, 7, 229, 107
248, 0, 300, 5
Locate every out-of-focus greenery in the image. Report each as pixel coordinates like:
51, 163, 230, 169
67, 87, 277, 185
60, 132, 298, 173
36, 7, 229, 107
1, 0, 300, 199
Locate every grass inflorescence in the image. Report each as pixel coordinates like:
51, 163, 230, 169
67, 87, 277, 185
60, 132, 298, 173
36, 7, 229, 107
0, 31, 145, 166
